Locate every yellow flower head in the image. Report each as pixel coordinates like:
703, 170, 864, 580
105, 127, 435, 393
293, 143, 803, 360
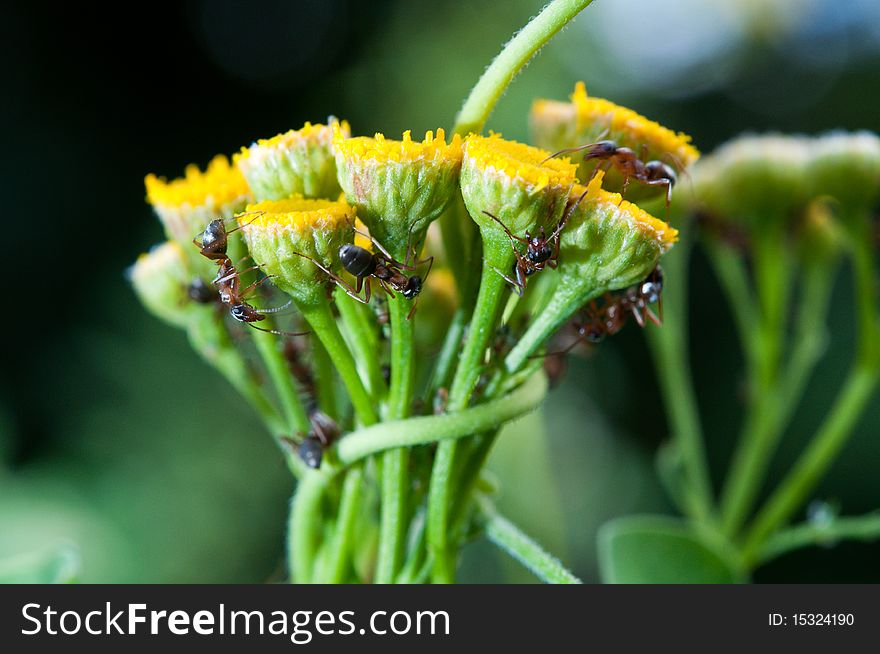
235, 119, 350, 201
334, 126, 463, 258
145, 155, 251, 246
460, 133, 578, 268
238, 196, 355, 308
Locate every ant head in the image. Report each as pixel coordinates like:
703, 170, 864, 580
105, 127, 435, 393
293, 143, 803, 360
639, 267, 664, 304
402, 275, 422, 299
230, 303, 261, 323
298, 436, 324, 469
645, 160, 677, 186
587, 140, 619, 158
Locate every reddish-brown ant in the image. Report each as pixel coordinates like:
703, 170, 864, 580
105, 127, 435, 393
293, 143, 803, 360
483, 187, 589, 295
548, 140, 678, 208
292, 226, 433, 319
281, 410, 340, 469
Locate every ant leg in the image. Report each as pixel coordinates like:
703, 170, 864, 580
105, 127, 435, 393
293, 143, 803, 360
629, 304, 645, 328
416, 255, 434, 282
487, 263, 523, 294
246, 323, 311, 337
226, 211, 264, 235
289, 251, 368, 304
482, 211, 528, 245
645, 306, 661, 327
406, 297, 420, 321
213, 264, 263, 286
378, 279, 396, 299
240, 275, 278, 297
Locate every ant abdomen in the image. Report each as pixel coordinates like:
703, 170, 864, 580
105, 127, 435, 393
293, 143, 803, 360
339, 244, 376, 278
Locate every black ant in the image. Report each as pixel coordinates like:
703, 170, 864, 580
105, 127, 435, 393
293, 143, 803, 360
187, 277, 217, 304
192, 212, 262, 261
292, 226, 433, 320
281, 410, 340, 469
482, 187, 589, 295
548, 140, 678, 208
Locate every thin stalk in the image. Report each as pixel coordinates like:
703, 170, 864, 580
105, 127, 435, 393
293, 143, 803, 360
311, 337, 337, 419
320, 466, 365, 583
479, 499, 582, 584
252, 328, 311, 434
752, 512, 880, 565
288, 471, 331, 583
645, 237, 713, 522
742, 365, 879, 561
300, 302, 378, 426
428, 266, 510, 583
452, 0, 595, 136
336, 372, 548, 465
335, 289, 386, 399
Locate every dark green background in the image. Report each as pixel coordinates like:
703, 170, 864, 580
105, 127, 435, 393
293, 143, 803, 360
2, 0, 878, 582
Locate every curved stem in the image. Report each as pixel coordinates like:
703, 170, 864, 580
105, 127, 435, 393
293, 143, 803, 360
452, 0, 595, 136
336, 372, 548, 465
288, 471, 331, 583
300, 302, 377, 426
320, 466, 364, 583
645, 234, 713, 522
479, 498, 582, 584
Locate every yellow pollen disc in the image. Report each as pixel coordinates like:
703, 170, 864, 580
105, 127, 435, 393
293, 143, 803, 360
464, 133, 578, 191
145, 155, 249, 209
241, 195, 354, 232
235, 120, 349, 162
576, 173, 678, 248
333, 125, 463, 165
570, 82, 700, 167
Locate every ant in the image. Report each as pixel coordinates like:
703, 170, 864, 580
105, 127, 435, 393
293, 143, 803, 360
281, 410, 340, 469
192, 212, 262, 261
187, 277, 217, 304
482, 187, 589, 296
292, 225, 433, 320
548, 266, 664, 354
547, 140, 678, 208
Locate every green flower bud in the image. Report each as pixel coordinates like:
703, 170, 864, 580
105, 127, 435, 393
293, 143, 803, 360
693, 134, 811, 233
807, 131, 880, 228
530, 82, 700, 197
238, 196, 355, 309
129, 241, 194, 329
145, 155, 251, 256
333, 127, 463, 258
459, 133, 578, 270
505, 175, 677, 371
235, 119, 350, 202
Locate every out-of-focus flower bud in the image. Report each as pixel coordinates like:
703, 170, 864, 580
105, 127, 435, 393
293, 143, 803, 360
129, 241, 194, 329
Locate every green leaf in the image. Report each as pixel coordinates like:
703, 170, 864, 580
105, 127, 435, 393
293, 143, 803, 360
598, 515, 746, 584
0, 543, 80, 584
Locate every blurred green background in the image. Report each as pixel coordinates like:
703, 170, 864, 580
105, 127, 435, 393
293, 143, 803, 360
2, 0, 878, 582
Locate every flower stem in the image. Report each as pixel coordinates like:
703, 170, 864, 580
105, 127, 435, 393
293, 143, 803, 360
336, 372, 548, 465
311, 337, 338, 419
427, 265, 510, 583
752, 512, 880, 565
644, 234, 713, 522
288, 471, 331, 583
320, 466, 364, 583
252, 327, 311, 434
300, 302, 377, 426
479, 498, 582, 584
452, 0, 595, 136
335, 289, 385, 399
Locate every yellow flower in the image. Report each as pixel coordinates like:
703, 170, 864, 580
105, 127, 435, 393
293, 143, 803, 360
145, 155, 251, 246
333, 127, 463, 258
238, 196, 355, 309
235, 119, 350, 201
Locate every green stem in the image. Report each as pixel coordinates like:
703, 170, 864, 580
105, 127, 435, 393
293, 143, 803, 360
645, 234, 713, 522
252, 328, 311, 434
479, 499, 582, 584
428, 265, 510, 583
300, 302, 377, 426
320, 466, 364, 583
288, 471, 331, 583
742, 365, 879, 562
311, 337, 337, 419
753, 512, 880, 565
429, 307, 467, 397
720, 229, 792, 537
335, 289, 385, 400
336, 372, 548, 465
452, 0, 595, 136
